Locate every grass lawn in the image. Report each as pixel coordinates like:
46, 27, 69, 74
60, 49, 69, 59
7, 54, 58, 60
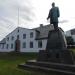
0, 52, 55, 75
0, 50, 74, 75
0, 52, 38, 75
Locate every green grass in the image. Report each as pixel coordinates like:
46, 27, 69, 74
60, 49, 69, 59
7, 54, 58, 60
0, 52, 38, 75
71, 49, 75, 54
0, 51, 72, 75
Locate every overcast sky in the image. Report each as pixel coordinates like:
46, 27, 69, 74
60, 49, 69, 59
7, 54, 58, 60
0, 0, 75, 40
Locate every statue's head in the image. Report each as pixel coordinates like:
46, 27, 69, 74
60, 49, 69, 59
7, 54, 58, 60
52, 2, 55, 7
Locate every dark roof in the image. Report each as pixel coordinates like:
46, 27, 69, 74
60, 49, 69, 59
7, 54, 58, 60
33, 24, 54, 40
71, 29, 75, 35
0, 38, 6, 44
5, 27, 30, 37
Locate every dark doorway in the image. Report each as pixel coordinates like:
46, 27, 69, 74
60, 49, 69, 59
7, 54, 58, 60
15, 39, 20, 52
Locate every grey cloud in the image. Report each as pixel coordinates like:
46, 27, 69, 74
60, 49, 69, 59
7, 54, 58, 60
0, 16, 16, 29
11, 1, 35, 21
0, 0, 35, 40
59, 20, 69, 23
0, 0, 35, 22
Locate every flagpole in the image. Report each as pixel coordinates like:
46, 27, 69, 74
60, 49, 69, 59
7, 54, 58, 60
18, 7, 19, 27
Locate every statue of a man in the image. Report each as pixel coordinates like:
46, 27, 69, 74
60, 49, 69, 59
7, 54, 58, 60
47, 2, 60, 30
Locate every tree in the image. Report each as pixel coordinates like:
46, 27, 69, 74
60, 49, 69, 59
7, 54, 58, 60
66, 36, 74, 45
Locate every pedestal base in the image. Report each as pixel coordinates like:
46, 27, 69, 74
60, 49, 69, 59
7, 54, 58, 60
37, 49, 74, 64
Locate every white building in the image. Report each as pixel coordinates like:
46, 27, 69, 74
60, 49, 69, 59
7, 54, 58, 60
65, 29, 75, 42
0, 24, 54, 52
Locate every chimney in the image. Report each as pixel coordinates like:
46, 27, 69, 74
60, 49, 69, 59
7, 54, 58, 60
40, 24, 43, 27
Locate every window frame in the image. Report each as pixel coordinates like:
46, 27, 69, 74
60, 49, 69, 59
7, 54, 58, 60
23, 34, 26, 39
6, 44, 9, 49
30, 32, 33, 38
38, 40, 42, 48
23, 42, 26, 48
30, 41, 33, 48
11, 43, 13, 49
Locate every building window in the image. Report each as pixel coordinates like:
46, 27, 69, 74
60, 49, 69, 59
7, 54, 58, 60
2, 44, 4, 49
11, 36, 14, 40
23, 42, 26, 48
17, 35, 19, 39
38, 41, 42, 48
30, 32, 33, 38
11, 44, 13, 49
30, 41, 33, 48
23, 34, 26, 39
71, 29, 75, 35
18, 29, 19, 32
7, 37, 9, 41
6, 44, 9, 49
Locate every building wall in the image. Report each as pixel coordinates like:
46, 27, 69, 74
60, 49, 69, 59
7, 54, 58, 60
65, 31, 71, 36
71, 35, 75, 42
66, 30, 75, 42
0, 44, 5, 51
0, 27, 47, 52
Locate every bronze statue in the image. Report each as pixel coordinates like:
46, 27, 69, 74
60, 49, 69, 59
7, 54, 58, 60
47, 2, 60, 30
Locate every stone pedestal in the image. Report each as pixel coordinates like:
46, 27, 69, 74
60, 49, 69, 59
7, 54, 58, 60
46, 29, 67, 50
37, 49, 74, 64
38, 28, 74, 64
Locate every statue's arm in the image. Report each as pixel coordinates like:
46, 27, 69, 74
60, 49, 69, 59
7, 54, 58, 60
47, 10, 51, 20
57, 7, 60, 17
